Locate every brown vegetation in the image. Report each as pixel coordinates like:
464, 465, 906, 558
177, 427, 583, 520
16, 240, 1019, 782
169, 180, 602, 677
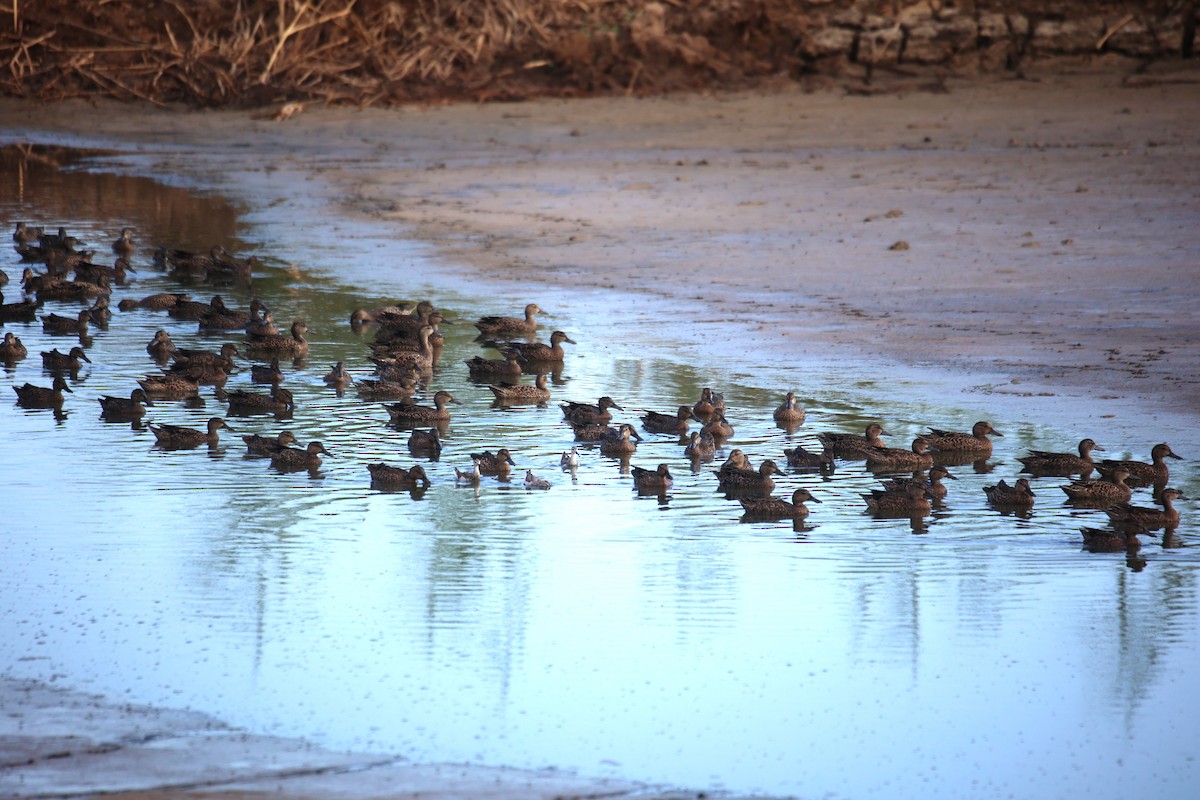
0, 1, 1193, 108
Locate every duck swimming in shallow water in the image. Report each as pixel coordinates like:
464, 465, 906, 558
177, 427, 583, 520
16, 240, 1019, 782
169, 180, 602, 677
271, 441, 331, 471
523, 469, 552, 490
149, 417, 234, 449
641, 405, 693, 436
630, 463, 674, 490
1018, 438, 1103, 476
561, 396, 623, 426
772, 391, 806, 425
1061, 470, 1132, 505
369, 462, 431, 489
97, 388, 154, 421
242, 430, 299, 456
470, 448, 516, 476
816, 423, 889, 458
474, 302, 544, 337
740, 488, 821, 521
865, 438, 937, 470
919, 421, 1002, 454
880, 465, 956, 500
983, 478, 1036, 507
1106, 488, 1188, 532
1097, 443, 1182, 488
0, 332, 29, 362
13, 376, 72, 408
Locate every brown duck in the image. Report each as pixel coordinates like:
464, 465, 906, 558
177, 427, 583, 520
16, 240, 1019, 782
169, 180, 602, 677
149, 417, 235, 449
740, 488, 821, 521
983, 478, 1036, 507
98, 389, 154, 420
13, 376, 72, 408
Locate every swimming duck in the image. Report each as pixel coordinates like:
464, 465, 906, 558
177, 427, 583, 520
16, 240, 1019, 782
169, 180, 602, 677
198, 296, 253, 331
370, 325, 437, 370
13, 376, 72, 408
74, 258, 133, 287
13, 222, 44, 245
366, 300, 437, 337
983, 478, 1036, 507
717, 449, 754, 478
322, 361, 352, 388
1106, 488, 1188, 532
816, 423, 889, 457
1018, 438, 1103, 476
369, 462, 431, 489
173, 342, 241, 374
866, 438, 937, 470
782, 443, 835, 472
137, 373, 201, 399
692, 388, 726, 422
244, 308, 279, 338
86, 296, 112, 327
112, 227, 136, 258
523, 470, 552, 490
501, 330, 576, 365
465, 350, 524, 383
252, 358, 286, 385
572, 421, 627, 442
245, 320, 311, 358
242, 429, 299, 456
863, 484, 935, 516
35, 274, 109, 304
385, 390, 461, 424
0, 332, 29, 362
373, 311, 447, 353
41, 346, 92, 373
97, 388, 154, 420
149, 417, 234, 449
599, 423, 641, 456
1080, 525, 1153, 553
920, 421, 1002, 454
773, 391, 806, 425
740, 488, 822, 521
560, 447, 581, 470
407, 427, 443, 457
1097, 443, 1182, 488
474, 303, 543, 337
641, 405, 693, 435
561, 396, 623, 426
144, 330, 178, 362
271, 441, 330, 471
631, 463, 674, 490
222, 385, 295, 415
41, 309, 91, 336
700, 411, 734, 441
717, 459, 784, 495
684, 431, 717, 460
356, 376, 418, 401
880, 465, 956, 500
489, 373, 551, 405
120, 293, 188, 312
349, 302, 417, 328
0, 290, 40, 323
455, 459, 483, 484
470, 448, 516, 476
1062, 470, 1132, 505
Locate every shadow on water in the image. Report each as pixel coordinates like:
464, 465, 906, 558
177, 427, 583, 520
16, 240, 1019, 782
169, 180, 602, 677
1, 143, 1199, 799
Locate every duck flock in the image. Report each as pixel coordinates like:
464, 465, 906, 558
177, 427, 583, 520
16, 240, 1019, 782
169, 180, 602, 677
1, 220, 1189, 554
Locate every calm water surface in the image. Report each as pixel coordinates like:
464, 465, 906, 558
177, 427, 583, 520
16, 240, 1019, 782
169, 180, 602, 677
1, 145, 1198, 799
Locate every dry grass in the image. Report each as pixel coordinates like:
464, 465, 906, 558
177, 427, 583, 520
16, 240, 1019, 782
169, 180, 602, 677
0, 1, 1189, 108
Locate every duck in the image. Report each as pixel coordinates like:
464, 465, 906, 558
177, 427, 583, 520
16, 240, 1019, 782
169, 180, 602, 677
137, 373, 200, 399
41, 346, 92, 373
1106, 488, 1188, 532
863, 484, 935, 516
13, 376, 72, 408
13, 222, 44, 245
919, 421, 1003, 454
112, 227, 136, 258
866, 438, 937, 470
41, 309, 91, 336
816, 423, 889, 457
1018, 438, 1103, 476
97, 389, 154, 420
599, 423, 641, 456
385, 390, 461, 424
631, 463, 674, 490
197, 296, 253, 331
718, 459, 784, 495
500, 330, 576, 365
692, 387, 725, 422
561, 396, 623, 426
465, 349, 524, 383
641, 405, 693, 435
349, 302, 417, 328
1080, 525, 1153, 553
0, 332, 29, 361
356, 376, 418, 401
166, 359, 230, 387
782, 443, 835, 471
369, 462, 431, 489
252, 358, 286, 385
0, 290, 40, 323
119, 292, 188, 312
149, 417, 234, 449
489, 373, 551, 405
242, 430, 299, 456
983, 478, 1037, 507
1061, 470, 1132, 504
700, 411, 734, 441
369, 324, 437, 370
35, 275, 109, 304
1097, 443, 1182, 488
773, 391, 806, 425
880, 465, 956, 500
740, 488, 821, 521
474, 303, 543, 337
222, 385, 295, 415
559, 447, 581, 470
523, 470, 552, 490
271, 441, 331, 471
717, 449, 754, 478
684, 431, 717, 460
245, 320, 311, 358
471, 448, 516, 476
455, 459, 483, 484
366, 300, 437, 337
407, 427, 443, 458
75, 258, 134, 287
172, 342, 241, 374
244, 308, 279, 338
322, 361, 352, 388
145, 330, 178, 361
572, 421, 626, 442
86, 296, 113, 327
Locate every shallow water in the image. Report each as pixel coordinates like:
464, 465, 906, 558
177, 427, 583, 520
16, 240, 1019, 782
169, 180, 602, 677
1, 145, 1198, 799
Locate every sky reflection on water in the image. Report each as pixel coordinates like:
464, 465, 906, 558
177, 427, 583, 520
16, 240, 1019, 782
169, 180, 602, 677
0, 145, 1198, 799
